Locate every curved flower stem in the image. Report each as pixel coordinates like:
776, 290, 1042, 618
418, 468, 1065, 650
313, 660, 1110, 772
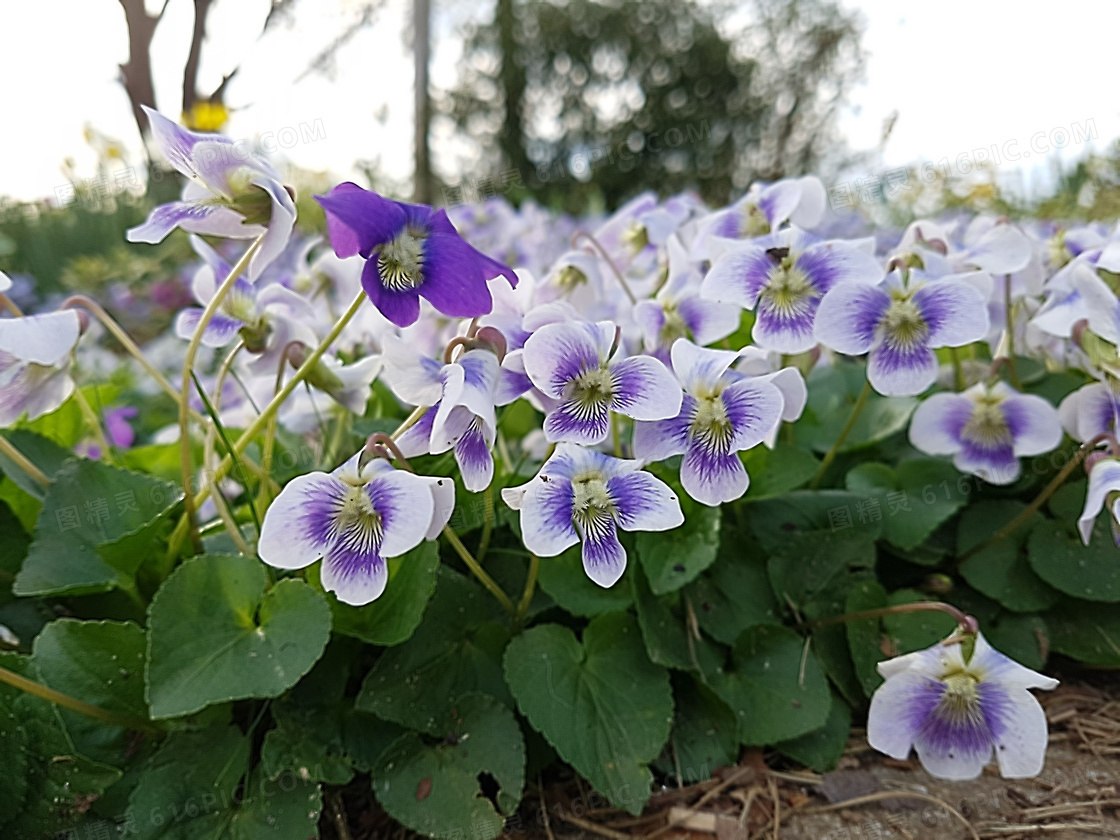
0, 294, 23, 317
517, 554, 540, 622
178, 237, 264, 552
0, 435, 50, 488
610, 411, 623, 459
442, 525, 516, 618
391, 404, 430, 440
0, 664, 162, 735
948, 346, 965, 391
60, 295, 202, 421
958, 433, 1113, 562
72, 387, 114, 464
798, 601, 977, 634
809, 378, 872, 489
188, 291, 367, 514
572, 231, 638, 304
477, 484, 494, 563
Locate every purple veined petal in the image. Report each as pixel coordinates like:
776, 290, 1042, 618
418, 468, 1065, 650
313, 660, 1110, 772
381, 334, 444, 406
721, 377, 785, 451
632, 300, 666, 352
1073, 382, 1119, 442
363, 262, 422, 328
395, 405, 437, 459
519, 475, 579, 556
670, 339, 739, 396
1001, 392, 1063, 456
189, 140, 257, 198
676, 293, 740, 346
419, 233, 497, 319
1079, 458, 1120, 544
522, 320, 614, 400
758, 179, 803, 228
315, 183, 409, 258
607, 470, 684, 532
257, 472, 347, 570
426, 208, 519, 288
867, 670, 943, 761
968, 633, 1059, 692
814, 281, 889, 355
320, 548, 388, 606
909, 392, 973, 455
543, 394, 611, 445
454, 349, 501, 424
912, 279, 990, 348
699, 243, 775, 309
367, 470, 435, 557
909, 678, 1005, 780
0, 361, 75, 427
632, 405, 691, 463
795, 240, 884, 294
609, 354, 683, 421
495, 357, 534, 406
142, 106, 211, 179
454, 417, 495, 492
536, 442, 596, 482
174, 308, 245, 347
751, 292, 819, 354
867, 341, 938, 397
680, 442, 748, 506
1031, 285, 1085, 338
0, 310, 81, 366
430, 402, 472, 454
126, 200, 248, 244
578, 512, 628, 588
954, 439, 1020, 486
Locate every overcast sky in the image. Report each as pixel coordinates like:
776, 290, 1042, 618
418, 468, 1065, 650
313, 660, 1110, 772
2, 0, 1115, 203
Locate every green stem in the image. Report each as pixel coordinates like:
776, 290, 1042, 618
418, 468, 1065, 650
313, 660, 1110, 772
949, 346, 965, 391
0, 665, 162, 734
73, 387, 114, 464
809, 379, 872, 489
178, 237, 264, 552
189, 291, 367, 513
442, 525, 516, 618
517, 554, 540, 621
477, 484, 494, 564
958, 434, 1110, 562
0, 435, 50, 488
611, 411, 623, 458
391, 404, 430, 440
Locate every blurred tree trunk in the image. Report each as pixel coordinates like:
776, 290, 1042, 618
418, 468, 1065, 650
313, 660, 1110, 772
182, 0, 215, 115
413, 0, 433, 204
496, 0, 529, 183
117, 0, 169, 141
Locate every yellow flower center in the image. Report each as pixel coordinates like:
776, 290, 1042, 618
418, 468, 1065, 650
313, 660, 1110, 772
658, 303, 690, 346
760, 257, 816, 315
739, 204, 771, 237
690, 393, 733, 453
567, 366, 615, 418
961, 394, 1012, 449
377, 228, 426, 291
883, 290, 929, 348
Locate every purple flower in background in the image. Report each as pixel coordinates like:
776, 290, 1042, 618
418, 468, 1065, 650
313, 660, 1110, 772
257, 451, 452, 605
501, 444, 683, 587
868, 632, 1057, 780
1078, 457, 1120, 546
0, 311, 82, 427
126, 107, 295, 281
633, 340, 784, 505
106, 406, 138, 448
1059, 381, 1119, 443
700, 228, 883, 354
696, 175, 826, 248
909, 382, 1062, 484
315, 183, 518, 328
815, 269, 990, 396
521, 320, 682, 445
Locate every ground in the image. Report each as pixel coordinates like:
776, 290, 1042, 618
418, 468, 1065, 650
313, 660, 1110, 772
326, 681, 1120, 840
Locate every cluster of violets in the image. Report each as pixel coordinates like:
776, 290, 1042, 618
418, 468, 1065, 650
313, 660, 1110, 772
6, 108, 1120, 784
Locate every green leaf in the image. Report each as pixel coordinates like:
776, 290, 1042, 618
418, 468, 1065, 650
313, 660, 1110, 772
503, 613, 672, 815
374, 694, 525, 840
537, 543, 633, 616
1046, 599, 1120, 666
845, 580, 889, 696
13, 457, 182, 597
228, 769, 323, 840
356, 568, 513, 733
0, 500, 30, 607
341, 710, 407, 774
794, 363, 917, 454
0, 430, 73, 500
741, 443, 819, 500
32, 618, 150, 766
767, 529, 877, 615
985, 613, 1049, 671
707, 625, 831, 746
1028, 514, 1120, 602
0, 692, 29, 823
637, 501, 720, 594
313, 542, 439, 646
959, 502, 1056, 612
146, 554, 331, 719
748, 490, 882, 551
0, 652, 122, 837
883, 589, 957, 655
654, 675, 738, 784
846, 459, 970, 552
684, 535, 781, 646
775, 691, 852, 773
631, 562, 725, 675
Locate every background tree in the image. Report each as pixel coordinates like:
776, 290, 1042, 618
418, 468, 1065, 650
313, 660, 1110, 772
442, 0, 865, 212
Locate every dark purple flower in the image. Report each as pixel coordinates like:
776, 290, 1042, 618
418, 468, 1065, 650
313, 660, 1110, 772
314, 183, 518, 328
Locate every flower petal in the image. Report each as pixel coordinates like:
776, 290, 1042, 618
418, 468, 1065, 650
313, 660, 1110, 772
681, 444, 748, 506
909, 393, 972, 455
913, 278, 990, 347
868, 341, 938, 397
0, 311, 81, 366
1002, 392, 1063, 456
608, 470, 684, 531
257, 472, 344, 570
699, 243, 774, 309
1079, 459, 1120, 545
519, 476, 579, 557
321, 548, 388, 606
867, 670, 941, 761
315, 182, 408, 258
579, 516, 627, 588
543, 395, 611, 445
174, 308, 245, 347
609, 354, 683, 421
814, 282, 889, 356
523, 320, 614, 400
454, 419, 495, 492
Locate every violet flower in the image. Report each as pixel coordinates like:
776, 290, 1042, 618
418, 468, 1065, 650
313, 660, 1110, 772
0, 311, 82, 427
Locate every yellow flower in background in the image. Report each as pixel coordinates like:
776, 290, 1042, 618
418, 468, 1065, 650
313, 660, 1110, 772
183, 101, 229, 133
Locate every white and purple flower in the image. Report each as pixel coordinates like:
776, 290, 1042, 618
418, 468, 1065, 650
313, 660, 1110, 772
814, 268, 990, 396
0, 310, 82, 427
127, 107, 295, 281
521, 320, 682, 445
501, 444, 683, 587
633, 340, 784, 506
257, 451, 454, 605
909, 382, 1062, 484
1078, 456, 1120, 546
699, 228, 883, 354
868, 632, 1058, 780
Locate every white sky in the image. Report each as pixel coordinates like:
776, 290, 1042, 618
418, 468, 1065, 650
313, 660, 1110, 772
1, 0, 1116, 203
